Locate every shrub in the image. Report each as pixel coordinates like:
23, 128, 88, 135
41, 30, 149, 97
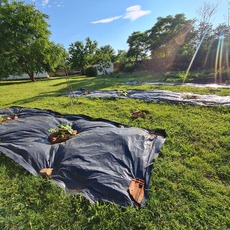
85, 66, 97, 77
124, 63, 138, 73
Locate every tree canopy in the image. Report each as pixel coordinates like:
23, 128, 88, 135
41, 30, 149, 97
68, 37, 98, 74
127, 31, 149, 62
68, 39, 116, 75
0, 0, 66, 81
2, 0, 227, 79
94, 45, 115, 75
147, 14, 194, 58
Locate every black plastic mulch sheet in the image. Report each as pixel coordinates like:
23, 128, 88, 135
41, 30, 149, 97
68, 89, 230, 106
0, 107, 166, 207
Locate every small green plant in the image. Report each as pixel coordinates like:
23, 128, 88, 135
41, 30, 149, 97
0, 116, 7, 122
48, 124, 74, 137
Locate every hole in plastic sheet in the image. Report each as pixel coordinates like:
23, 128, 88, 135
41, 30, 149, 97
0, 115, 18, 123
128, 178, 145, 205
48, 129, 77, 144
40, 168, 53, 178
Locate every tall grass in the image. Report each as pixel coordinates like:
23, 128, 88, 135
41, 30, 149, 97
0, 75, 229, 229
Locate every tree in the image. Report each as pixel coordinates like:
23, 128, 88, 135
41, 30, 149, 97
115, 50, 128, 63
94, 46, 114, 75
196, 1, 218, 38
225, 0, 230, 27
127, 31, 149, 62
208, 24, 230, 73
99, 45, 116, 62
0, 0, 62, 81
0, 0, 8, 5
68, 37, 98, 74
147, 14, 194, 59
45, 42, 69, 72
190, 2, 219, 71
194, 1, 218, 51
113, 49, 129, 73
68, 41, 84, 73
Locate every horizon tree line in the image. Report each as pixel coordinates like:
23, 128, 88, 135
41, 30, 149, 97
0, 0, 229, 81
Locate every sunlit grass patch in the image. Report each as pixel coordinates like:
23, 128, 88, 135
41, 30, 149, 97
0, 75, 229, 229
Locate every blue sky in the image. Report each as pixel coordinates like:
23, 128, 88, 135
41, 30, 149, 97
24, 0, 228, 52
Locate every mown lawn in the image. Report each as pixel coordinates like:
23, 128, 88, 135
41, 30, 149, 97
0, 74, 229, 229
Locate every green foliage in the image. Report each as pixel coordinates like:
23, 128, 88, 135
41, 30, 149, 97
85, 66, 98, 77
0, 0, 65, 81
45, 42, 69, 72
68, 40, 116, 76
116, 14, 200, 73
99, 45, 116, 62
48, 124, 74, 137
0, 116, 7, 122
0, 75, 229, 229
94, 45, 115, 75
123, 63, 137, 73
148, 14, 195, 61
115, 49, 128, 63
127, 31, 149, 62
68, 37, 98, 74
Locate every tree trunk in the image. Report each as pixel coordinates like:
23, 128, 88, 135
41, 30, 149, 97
29, 72, 36, 82
80, 67, 85, 75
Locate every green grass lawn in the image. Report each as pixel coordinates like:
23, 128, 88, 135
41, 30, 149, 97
0, 74, 229, 229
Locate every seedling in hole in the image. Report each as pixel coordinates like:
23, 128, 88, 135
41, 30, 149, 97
48, 124, 74, 137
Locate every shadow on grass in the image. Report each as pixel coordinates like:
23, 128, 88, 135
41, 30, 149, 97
0, 77, 63, 87
52, 75, 128, 90
4, 91, 64, 106
1, 74, 165, 106
0, 80, 33, 86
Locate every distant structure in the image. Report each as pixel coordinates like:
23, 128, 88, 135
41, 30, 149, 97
5, 72, 49, 80
93, 62, 114, 75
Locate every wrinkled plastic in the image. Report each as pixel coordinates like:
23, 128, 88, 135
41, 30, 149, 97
68, 89, 230, 106
0, 107, 166, 207
125, 81, 230, 88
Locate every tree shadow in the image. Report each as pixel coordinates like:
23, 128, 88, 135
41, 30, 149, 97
4, 91, 62, 106
0, 80, 32, 86
51, 75, 132, 91
1, 75, 135, 106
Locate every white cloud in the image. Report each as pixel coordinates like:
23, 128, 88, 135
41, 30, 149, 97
91, 15, 122, 24
123, 5, 151, 21
91, 5, 151, 24
41, 0, 49, 6
32, 0, 64, 7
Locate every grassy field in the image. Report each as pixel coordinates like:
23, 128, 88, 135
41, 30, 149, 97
0, 74, 229, 229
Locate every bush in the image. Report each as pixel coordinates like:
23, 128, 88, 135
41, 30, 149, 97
85, 66, 97, 77
124, 62, 141, 73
